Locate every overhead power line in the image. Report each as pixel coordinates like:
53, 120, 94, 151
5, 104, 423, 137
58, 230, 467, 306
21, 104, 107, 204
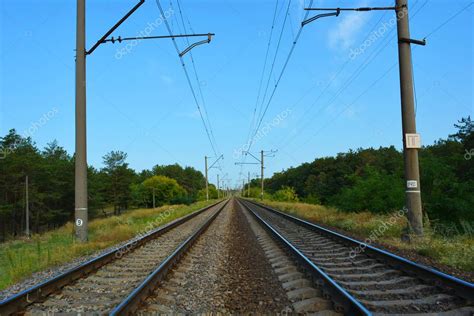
256, 0, 293, 124
175, 0, 221, 157
155, 0, 220, 157
277, 0, 428, 151
246, 0, 314, 154
245, 0, 281, 150
424, 2, 473, 39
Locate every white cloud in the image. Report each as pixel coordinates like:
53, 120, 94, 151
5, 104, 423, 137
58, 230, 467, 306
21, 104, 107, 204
328, 1, 370, 51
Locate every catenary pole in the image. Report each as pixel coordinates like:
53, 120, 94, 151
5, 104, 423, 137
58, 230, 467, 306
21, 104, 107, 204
217, 174, 220, 199
248, 171, 250, 197
75, 0, 88, 242
205, 156, 209, 201
260, 150, 264, 200
73, 0, 214, 242
25, 175, 30, 238
303, 2, 424, 236
396, 0, 423, 235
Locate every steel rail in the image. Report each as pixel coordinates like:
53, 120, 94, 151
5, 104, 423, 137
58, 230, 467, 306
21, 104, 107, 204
238, 199, 371, 315
110, 199, 229, 315
243, 199, 474, 302
0, 200, 225, 315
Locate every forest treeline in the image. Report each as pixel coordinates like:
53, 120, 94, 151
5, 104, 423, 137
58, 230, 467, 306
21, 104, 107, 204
0, 131, 217, 241
258, 117, 473, 229
1, 117, 472, 240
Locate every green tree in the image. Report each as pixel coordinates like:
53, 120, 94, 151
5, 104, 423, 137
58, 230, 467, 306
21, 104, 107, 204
142, 175, 187, 207
331, 166, 404, 213
152, 164, 205, 200
197, 184, 218, 200
102, 151, 135, 214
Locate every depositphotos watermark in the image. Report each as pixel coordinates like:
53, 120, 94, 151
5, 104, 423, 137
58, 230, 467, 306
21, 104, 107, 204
349, 207, 408, 259
349, 8, 408, 60
233, 108, 292, 159
0, 107, 59, 159
115, 8, 174, 60
115, 207, 176, 258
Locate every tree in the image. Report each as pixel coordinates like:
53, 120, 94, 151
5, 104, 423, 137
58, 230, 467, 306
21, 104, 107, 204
39, 141, 74, 226
152, 164, 205, 200
331, 166, 404, 213
102, 151, 135, 214
197, 184, 218, 200
141, 175, 187, 207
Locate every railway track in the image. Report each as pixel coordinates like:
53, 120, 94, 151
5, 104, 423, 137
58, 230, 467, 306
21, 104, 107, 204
133, 197, 343, 314
0, 200, 228, 315
135, 198, 294, 314
239, 198, 474, 316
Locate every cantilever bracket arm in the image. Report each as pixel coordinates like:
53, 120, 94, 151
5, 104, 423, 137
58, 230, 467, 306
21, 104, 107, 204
179, 33, 214, 57
208, 154, 224, 170
304, 6, 402, 12
302, 10, 340, 27
243, 151, 261, 163
86, 0, 145, 55
302, 6, 404, 27
399, 37, 426, 46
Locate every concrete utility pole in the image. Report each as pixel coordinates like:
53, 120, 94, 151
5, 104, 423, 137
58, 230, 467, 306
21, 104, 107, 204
236, 150, 276, 200
75, 0, 88, 242
205, 156, 209, 201
247, 171, 250, 197
25, 175, 30, 238
153, 188, 156, 209
72, 0, 215, 243
217, 174, 220, 199
204, 154, 223, 201
303, 1, 425, 236
396, 0, 423, 235
260, 150, 264, 200
220, 178, 228, 198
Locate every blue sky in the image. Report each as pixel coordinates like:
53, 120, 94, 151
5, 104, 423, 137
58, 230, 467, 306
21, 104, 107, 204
1, 0, 473, 189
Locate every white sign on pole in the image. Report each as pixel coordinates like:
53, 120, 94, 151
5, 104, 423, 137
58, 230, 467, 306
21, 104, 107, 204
407, 180, 418, 188
405, 133, 421, 149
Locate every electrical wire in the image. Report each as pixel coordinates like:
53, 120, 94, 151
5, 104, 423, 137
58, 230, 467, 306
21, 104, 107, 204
155, 0, 219, 157
246, 0, 314, 154
424, 2, 473, 39
276, 7, 390, 147
175, 0, 221, 158
238, 0, 286, 184
301, 62, 398, 146
277, 0, 428, 151
256, 0, 293, 124
245, 0, 281, 151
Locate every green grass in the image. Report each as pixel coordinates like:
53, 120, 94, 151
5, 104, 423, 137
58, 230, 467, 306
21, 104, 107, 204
260, 200, 474, 272
0, 200, 217, 291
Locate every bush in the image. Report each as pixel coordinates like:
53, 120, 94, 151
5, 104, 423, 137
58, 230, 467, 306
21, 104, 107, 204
197, 184, 219, 200
132, 176, 187, 207
331, 166, 404, 213
272, 186, 299, 202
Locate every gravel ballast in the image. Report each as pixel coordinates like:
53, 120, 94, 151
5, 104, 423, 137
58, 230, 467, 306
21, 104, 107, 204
140, 198, 292, 314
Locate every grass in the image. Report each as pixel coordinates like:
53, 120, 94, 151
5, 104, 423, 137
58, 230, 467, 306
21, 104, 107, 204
0, 200, 217, 291
259, 200, 474, 272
